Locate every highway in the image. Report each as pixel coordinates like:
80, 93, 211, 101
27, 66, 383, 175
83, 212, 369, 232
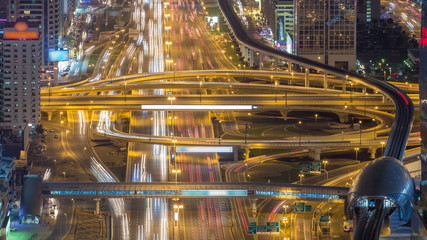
219, 0, 413, 160
34, 0, 417, 238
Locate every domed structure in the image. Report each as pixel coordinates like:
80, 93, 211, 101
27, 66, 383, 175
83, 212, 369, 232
346, 156, 414, 221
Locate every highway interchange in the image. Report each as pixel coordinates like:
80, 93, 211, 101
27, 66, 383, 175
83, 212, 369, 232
32, 0, 420, 239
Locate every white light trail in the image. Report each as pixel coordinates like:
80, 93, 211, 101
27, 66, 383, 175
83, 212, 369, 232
141, 105, 254, 110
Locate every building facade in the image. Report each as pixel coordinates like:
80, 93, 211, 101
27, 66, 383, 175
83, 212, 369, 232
294, 0, 356, 70
8, 0, 64, 85
0, 21, 42, 135
263, 0, 356, 70
356, 0, 380, 24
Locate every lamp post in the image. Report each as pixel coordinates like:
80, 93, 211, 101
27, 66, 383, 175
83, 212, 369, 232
149, 117, 153, 142
322, 160, 328, 170
299, 173, 304, 184
274, 80, 278, 102
290, 72, 294, 85
372, 118, 376, 140
298, 121, 302, 146
199, 78, 203, 103
48, 82, 51, 102
321, 169, 329, 183
283, 205, 289, 230
171, 169, 181, 184
355, 147, 360, 161
315, 114, 318, 125
380, 141, 385, 155
124, 82, 127, 103
247, 174, 251, 182
359, 120, 362, 145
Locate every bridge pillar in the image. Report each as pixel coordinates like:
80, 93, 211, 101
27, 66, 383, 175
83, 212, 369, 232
304, 68, 309, 87
287, 62, 293, 72
273, 58, 278, 70
323, 74, 327, 90
280, 109, 288, 120
47, 111, 53, 121
337, 113, 348, 123
362, 87, 367, 94
244, 148, 250, 160
369, 147, 378, 159
248, 48, 255, 67
309, 148, 322, 161
94, 198, 101, 215
251, 199, 258, 217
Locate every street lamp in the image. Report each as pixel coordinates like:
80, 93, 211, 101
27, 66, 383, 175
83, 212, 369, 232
322, 160, 328, 170
171, 169, 181, 183
380, 141, 385, 155
359, 120, 362, 145
299, 173, 304, 184
355, 147, 360, 161
298, 121, 302, 146
315, 114, 318, 125
290, 72, 294, 85
372, 118, 376, 140
124, 82, 127, 103
283, 204, 289, 229
149, 117, 154, 142
247, 174, 251, 182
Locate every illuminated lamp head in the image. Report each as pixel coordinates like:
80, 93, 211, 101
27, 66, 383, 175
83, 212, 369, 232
14, 22, 28, 32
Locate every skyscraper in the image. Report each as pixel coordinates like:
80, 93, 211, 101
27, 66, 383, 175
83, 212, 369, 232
263, 0, 356, 70
294, 0, 356, 70
8, 0, 64, 85
0, 21, 42, 135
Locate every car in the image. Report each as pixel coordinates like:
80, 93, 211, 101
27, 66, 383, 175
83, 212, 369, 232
343, 220, 353, 232
54, 134, 59, 139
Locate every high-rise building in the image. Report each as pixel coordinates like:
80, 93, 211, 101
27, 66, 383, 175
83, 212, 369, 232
8, 0, 64, 85
263, 0, 356, 70
356, 0, 380, 24
0, 21, 42, 135
294, 0, 356, 70
262, 0, 294, 52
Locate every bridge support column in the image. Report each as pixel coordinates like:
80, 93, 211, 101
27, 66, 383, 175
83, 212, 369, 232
248, 48, 255, 67
337, 113, 348, 123
280, 109, 288, 120
47, 111, 53, 121
323, 74, 327, 90
244, 148, 250, 160
304, 68, 309, 87
309, 148, 322, 161
362, 87, 367, 94
369, 147, 378, 159
94, 198, 101, 215
287, 62, 293, 73
342, 79, 346, 93
273, 58, 278, 70
251, 199, 258, 217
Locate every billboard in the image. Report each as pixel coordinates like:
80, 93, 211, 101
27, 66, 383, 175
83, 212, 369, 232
48, 49, 69, 62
